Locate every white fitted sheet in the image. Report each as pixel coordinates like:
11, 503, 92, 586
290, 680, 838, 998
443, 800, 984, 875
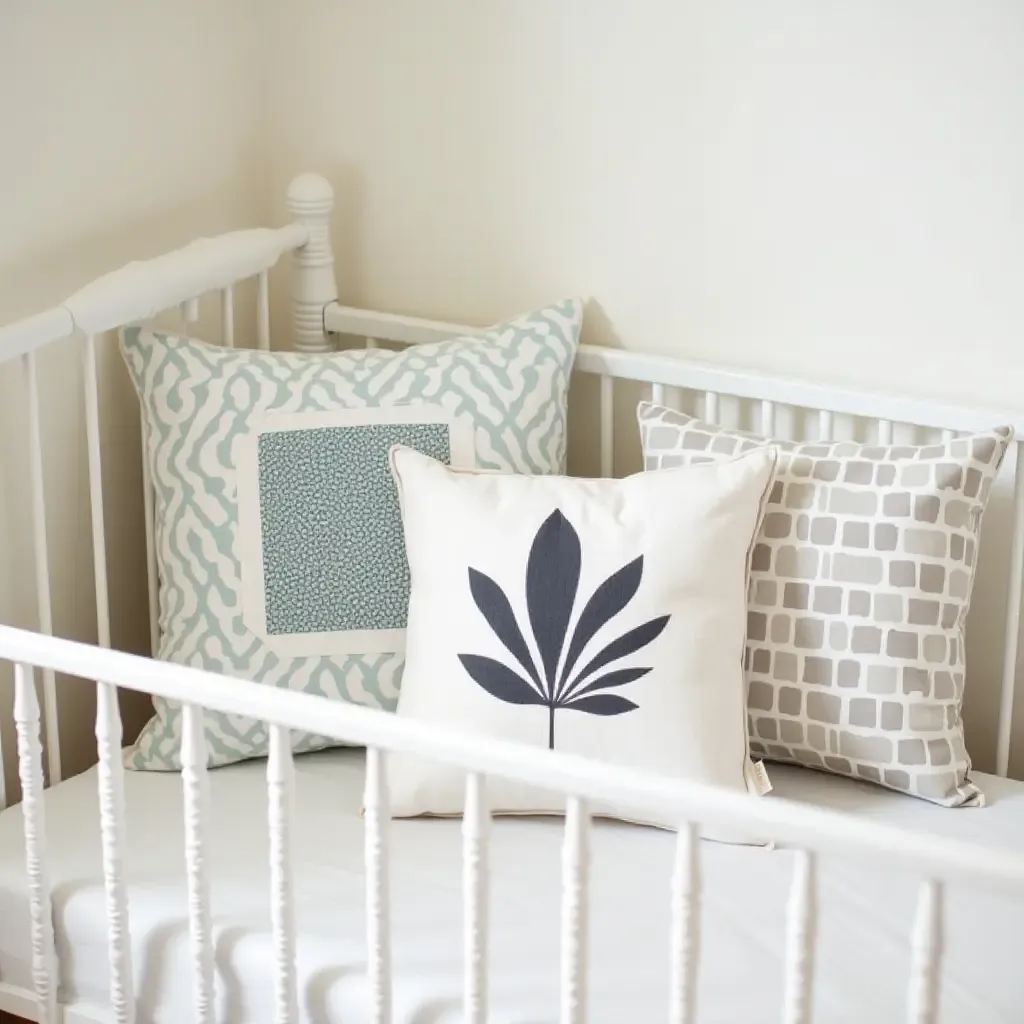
1, 750, 1022, 1023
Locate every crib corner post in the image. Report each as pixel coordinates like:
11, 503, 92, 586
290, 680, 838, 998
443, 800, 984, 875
286, 172, 338, 355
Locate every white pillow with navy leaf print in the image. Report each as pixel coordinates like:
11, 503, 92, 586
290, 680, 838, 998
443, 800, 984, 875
120, 300, 582, 770
385, 443, 779, 833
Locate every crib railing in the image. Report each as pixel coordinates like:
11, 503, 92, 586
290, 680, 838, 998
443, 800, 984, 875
4, 626, 1024, 1024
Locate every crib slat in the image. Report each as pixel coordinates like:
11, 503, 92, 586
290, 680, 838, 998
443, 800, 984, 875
25, 351, 61, 785
669, 822, 701, 1024
463, 773, 490, 1024
877, 419, 894, 445
182, 704, 214, 1023
182, 298, 200, 323
599, 375, 614, 477
14, 662, 58, 1024
818, 409, 833, 440
365, 336, 378, 350
560, 796, 590, 1024
782, 850, 817, 1024
96, 681, 135, 1023
941, 428, 955, 444
83, 333, 112, 650
221, 287, 235, 348
651, 382, 666, 406
141, 418, 159, 657
906, 880, 944, 1024
760, 399, 776, 436
257, 270, 271, 351
704, 391, 719, 424
364, 746, 392, 1024
997, 441, 1024, 777
268, 725, 298, 1024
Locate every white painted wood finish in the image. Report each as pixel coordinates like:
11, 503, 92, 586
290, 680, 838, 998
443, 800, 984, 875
877, 418, 894, 445
760, 398, 776, 436
268, 724, 298, 1024
141, 418, 159, 657
704, 390, 719, 424
364, 746, 393, 1024
14, 662, 58, 1024
998, 441, 1024, 776
286, 173, 338, 353
462, 772, 489, 1024
560, 797, 590, 1024
651, 381, 665, 405
181, 703, 215, 1024
906, 880, 944, 1024
818, 409, 833, 439
95, 681, 135, 1023
257, 270, 271, 351
669, 823, 701, 1024
782, 851, 817, 1024
221, 285, 235, 348
25, 351, 61, 786
4, 624, 1024, 897
83, 335, 112, 650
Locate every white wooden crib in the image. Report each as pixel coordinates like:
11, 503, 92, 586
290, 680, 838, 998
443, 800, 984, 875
1, 173, 1024, 1024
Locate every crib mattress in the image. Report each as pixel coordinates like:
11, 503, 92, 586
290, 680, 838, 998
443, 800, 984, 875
0, 750, 1022, 1024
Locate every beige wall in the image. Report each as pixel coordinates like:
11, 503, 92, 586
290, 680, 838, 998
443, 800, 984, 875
265, 1, 1024, 776
0, 3, 268, 794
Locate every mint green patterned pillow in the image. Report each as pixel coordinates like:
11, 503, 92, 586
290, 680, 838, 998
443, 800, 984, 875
121, 301, 582, 769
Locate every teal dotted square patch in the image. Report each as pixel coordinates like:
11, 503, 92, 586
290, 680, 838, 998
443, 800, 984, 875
257, 422, 451, 635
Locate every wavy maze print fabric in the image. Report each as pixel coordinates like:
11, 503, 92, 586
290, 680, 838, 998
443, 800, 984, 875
639, 401, 1011, 806
120, 300, 582, 769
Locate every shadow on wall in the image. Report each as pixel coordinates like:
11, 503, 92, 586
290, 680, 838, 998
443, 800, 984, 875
0, 194, 260, 804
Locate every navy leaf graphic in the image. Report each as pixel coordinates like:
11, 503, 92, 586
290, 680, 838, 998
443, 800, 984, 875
526, 509, 581, 698
565, 615, 670, 696
556, 556, 644, 699
565, 666, 651, 703
457, 655, 548, 706
467, 568, 542, 690
563, 693, 639, 715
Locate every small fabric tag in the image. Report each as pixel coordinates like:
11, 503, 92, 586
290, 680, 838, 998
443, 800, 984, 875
752, 760, 773, 796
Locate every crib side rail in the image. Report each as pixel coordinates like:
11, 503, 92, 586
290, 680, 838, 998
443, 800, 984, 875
3, 626, 1024, 1024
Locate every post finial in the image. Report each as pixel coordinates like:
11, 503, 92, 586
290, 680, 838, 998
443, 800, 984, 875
286, 173, 337, 354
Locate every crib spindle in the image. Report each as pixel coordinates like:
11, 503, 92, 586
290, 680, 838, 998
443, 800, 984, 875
268, 725, 298, 1024
782, 850, 817, 1024
818, 409, 833, 441
704, 391, 719, 424
560, 796, 590, 1024
364, 747, 393, 1024
24, 350, 61, 785
651, 382, 666, 406
14, 662, 58, 1024
760, 399, 776, 436
997, 441, 1024, 777
669, 823, 701, 1024
96, 681, 135, 1023
463, 773, 490, 1024
877, 419, 894, 445
141, 419, 159, 657
599, 376, 614, 477
221, 287, 235, 348
365, 337, 378, 350
83, 333, 112, 650
906, 880, 944, 1024
941, 428, 955, 444
183, 298, 200, 323
257, 270, 271, 351
182, 704, 214, 1024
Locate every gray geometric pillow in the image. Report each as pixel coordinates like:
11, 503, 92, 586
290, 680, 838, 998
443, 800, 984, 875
638, 401, 1012, 806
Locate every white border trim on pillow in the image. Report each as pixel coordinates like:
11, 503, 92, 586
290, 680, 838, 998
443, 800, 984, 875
237, 404, 475, 656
